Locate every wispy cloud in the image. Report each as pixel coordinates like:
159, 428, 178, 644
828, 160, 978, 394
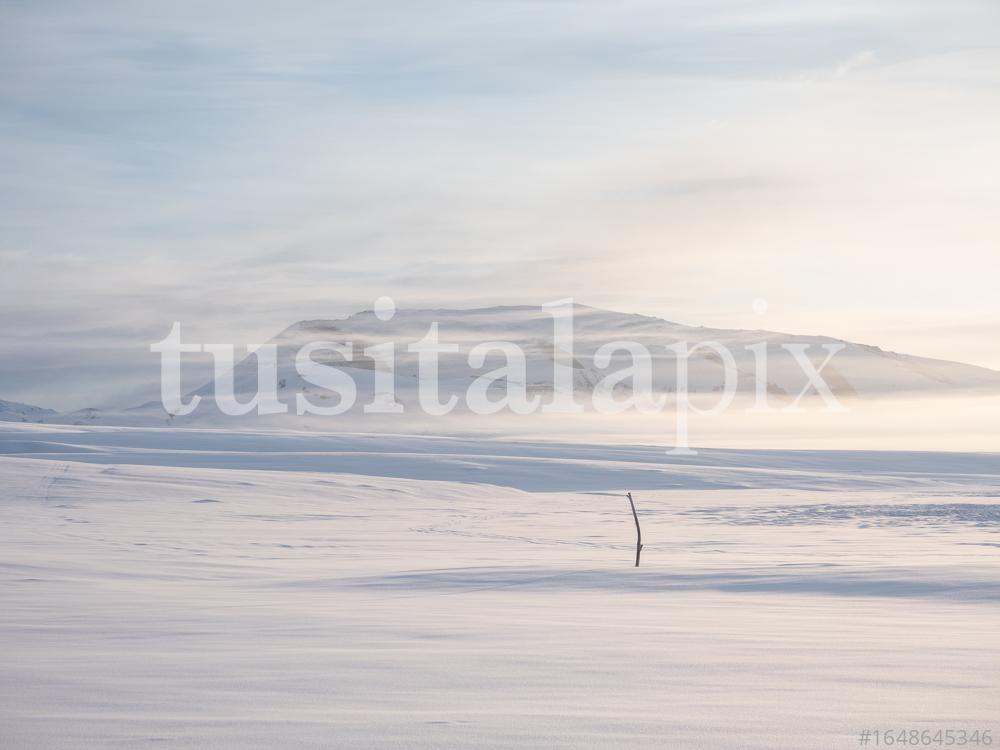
834, 49, 878, 78
2, 0, 1000, 408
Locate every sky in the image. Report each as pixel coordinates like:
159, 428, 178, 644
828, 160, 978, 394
2, 0, 999, 411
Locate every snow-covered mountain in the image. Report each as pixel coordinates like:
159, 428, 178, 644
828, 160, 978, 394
30, 304, 1000, 427
0, 399, 57, 423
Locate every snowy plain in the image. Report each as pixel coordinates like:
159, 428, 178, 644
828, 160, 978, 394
1, 422, 999, 749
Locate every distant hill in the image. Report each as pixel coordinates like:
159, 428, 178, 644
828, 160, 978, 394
0, 399, 58, 423
33, 303, 1000, 426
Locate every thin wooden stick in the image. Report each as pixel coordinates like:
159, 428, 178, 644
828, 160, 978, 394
626, 491, 642, 567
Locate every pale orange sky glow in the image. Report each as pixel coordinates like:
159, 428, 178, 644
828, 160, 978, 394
2, 0, 999, 406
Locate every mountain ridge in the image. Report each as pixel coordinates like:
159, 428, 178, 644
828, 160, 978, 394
6, 303, 1000, 425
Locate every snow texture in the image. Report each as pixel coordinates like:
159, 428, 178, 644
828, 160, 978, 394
2, 422, 999, 748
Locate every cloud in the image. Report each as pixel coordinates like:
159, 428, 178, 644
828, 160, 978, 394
2, 0, 1000, 408
834, 50, 878, 78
